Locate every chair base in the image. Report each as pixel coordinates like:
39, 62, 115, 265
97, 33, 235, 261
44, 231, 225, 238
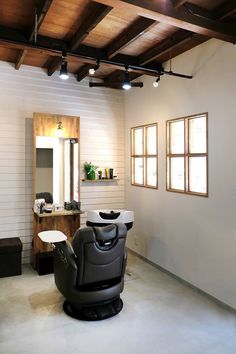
63, 297, 123, 321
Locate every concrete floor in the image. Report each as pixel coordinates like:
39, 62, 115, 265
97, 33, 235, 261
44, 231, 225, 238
0, 253, 235, 354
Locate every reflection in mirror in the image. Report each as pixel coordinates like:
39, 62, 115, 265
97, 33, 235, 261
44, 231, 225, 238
36, 136, 79, 204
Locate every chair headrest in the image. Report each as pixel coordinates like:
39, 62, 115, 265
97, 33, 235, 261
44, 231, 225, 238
93, 224, 117, 242
36, 192, 53, 204
72, 223, 127, 255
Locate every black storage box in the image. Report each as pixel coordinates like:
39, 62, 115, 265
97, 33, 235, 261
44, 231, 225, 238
0, 237, 22, 278
36, 251, 54, 275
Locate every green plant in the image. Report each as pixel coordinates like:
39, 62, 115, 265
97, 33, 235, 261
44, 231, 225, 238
83, 161, 99, 179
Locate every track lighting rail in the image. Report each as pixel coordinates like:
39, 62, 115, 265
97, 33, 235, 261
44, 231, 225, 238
0, 26, 192, 79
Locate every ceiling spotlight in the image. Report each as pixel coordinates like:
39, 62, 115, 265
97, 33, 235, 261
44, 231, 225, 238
89, 59, 100, 75
153, 74, 160, 88
60, 52, 69, 80
89, 68, 96, 75
122, 66, 131, 90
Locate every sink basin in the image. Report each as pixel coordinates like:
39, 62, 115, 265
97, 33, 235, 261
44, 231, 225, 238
87, 209, 134, 230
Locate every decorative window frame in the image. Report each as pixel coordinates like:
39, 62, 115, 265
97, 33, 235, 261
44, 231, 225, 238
131, 123, 158, 189
166, 113, 208, 197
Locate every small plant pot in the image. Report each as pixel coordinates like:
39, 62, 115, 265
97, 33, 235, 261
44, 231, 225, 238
87, 170, 96, 180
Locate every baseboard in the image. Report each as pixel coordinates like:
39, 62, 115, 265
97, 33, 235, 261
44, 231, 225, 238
127, 248, 236, 313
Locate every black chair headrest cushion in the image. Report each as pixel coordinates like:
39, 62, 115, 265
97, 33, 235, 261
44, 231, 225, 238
36, 192, 53, 204
93, 224, 117, 242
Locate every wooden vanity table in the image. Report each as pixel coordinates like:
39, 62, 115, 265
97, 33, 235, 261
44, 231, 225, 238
33, 210, 83, 268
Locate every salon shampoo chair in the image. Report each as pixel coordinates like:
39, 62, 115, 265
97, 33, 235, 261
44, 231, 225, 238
53, 223, 127, 321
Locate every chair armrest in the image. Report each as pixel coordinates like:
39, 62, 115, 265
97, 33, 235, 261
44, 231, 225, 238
53, 241, 78, 298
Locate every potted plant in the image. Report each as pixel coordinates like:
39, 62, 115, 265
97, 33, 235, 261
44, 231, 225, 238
83, 161, 98, 180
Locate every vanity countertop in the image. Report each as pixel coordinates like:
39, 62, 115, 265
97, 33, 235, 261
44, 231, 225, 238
34, 210, 84, 218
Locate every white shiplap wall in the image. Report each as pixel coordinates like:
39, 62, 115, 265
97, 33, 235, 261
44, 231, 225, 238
0, 61, 125, 263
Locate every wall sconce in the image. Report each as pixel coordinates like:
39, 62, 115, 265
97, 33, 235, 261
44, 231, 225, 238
56, 121, 63, 137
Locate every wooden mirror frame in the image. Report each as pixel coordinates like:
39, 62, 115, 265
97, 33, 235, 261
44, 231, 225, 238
33, 112, 80, 203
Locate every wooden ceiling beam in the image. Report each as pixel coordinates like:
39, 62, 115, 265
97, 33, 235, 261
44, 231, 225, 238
0, 26, 163, 76
47, 2, 112, 77
105, 16, 156, 59
104, 29, 207, 82
15, 49, 27, 70
172, 0, 187, 8
15, 0, 53, 70
183, 1, 236, 22
76, 64, 94, 82
177, 2, 236, 23
47, 57, 61, 76
215, 0, 236, 20
183, 3, 215, 20
95, 0, 236, 43
70, 2, 112, 51
93, 0, 236, 84
139, 29, 197, 66
29, 0, 54, 42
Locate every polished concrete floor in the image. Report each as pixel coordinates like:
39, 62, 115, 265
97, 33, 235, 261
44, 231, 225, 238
0, 253, 235, 354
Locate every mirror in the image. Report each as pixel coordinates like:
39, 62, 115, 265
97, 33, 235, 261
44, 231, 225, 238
36, 136, 79, 204
33, 113, 80, 205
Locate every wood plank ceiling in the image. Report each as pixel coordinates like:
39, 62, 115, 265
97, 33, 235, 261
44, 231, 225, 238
0, 0, 235, 87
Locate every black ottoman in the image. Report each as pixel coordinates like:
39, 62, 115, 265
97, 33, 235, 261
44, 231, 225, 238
0, 237, 22, 277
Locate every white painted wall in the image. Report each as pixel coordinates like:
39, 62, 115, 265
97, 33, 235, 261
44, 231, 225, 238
0, 61, 125, 264
124, 39, 236, 309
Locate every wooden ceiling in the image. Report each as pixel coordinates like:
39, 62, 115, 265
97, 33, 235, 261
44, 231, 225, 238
0, 0, 235, 86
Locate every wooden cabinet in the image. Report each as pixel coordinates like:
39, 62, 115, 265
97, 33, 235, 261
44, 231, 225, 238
32, 210, 83, 268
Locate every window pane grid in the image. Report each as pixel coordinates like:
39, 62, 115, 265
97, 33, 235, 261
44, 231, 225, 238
167, 114, 208, 197
131, 123, 158, 189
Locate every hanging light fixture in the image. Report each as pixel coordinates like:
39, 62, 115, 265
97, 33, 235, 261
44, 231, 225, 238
122, 65, 131, 90
153, 74, 161, 88
60, 52, 69, 80
89, 59, 100, 75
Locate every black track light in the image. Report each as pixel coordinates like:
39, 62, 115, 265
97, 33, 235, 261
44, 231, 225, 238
89, 59, 100, 75
60, 52, 69, 80
153, 73, 161, 88
122, 65, 131, 90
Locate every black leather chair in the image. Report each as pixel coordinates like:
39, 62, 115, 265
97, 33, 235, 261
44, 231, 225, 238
36, 192, 53, 204
53, 223, 127, 320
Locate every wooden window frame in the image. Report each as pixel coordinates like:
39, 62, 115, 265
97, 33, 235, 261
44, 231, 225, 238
131, 123, 158, 189
166, 113, 208, 197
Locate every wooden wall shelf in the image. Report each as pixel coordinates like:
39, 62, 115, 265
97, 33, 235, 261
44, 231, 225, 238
81, 179, 119, 182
